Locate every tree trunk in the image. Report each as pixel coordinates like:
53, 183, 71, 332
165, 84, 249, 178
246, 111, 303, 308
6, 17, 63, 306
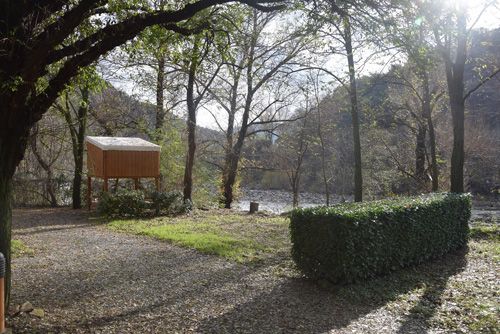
46, 169, 58, 207
292, 176, 299, 208
343, 14, 363, 202
155, 55, 166, 135
183, 56, 197, 203
415, 124, 427, 185
0, 129, 28, 308
449, 88, 465, 193
223, 152, 239, 209
441, 8, 466, 193
72, 162, 83, 208
0, 174, 12, 310
221, 74, 240, 209
72, 87, 89, 209
422, 71, 439, 191
29, 129, 58, 207
316, 106, 330, 205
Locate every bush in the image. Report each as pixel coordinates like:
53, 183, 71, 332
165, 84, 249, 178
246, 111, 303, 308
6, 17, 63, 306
97, 190, 147, 218
151, 191, 184, 215
290, 193, 471, 284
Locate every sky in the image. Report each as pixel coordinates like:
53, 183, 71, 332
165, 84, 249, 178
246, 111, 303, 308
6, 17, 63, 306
101, 1, 500, 129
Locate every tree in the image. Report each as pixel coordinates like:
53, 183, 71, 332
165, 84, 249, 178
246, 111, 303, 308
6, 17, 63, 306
179, 10, 228, 202
0, 0, 284, 308
275, 108, 310, 207
55, 68, 104, 209
424, 0, 500, 192
28, 125, 63, 207
308, 0, 370, 201
380, 62, 445, 192
208, 8, 310, 207
57, 87, 90, 209
382, 2, 444, 191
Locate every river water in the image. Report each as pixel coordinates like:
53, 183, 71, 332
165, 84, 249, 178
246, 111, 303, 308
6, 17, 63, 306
234, 189, 352, 214
234, 189, 500, 224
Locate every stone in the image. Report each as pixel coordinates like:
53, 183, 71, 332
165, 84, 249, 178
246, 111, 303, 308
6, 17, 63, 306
20, 301, 33, 313
31, 308, 45, 318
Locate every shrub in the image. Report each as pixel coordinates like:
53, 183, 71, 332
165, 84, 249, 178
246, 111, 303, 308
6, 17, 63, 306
290, 193, 471, 284
97, 190, 147, 218
151, 190, 184, 215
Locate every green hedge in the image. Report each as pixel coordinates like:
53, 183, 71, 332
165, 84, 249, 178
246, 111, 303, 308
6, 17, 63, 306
290, 193, 471, 284
97, 190, 191, 218
97, 190, 147, 218
152, 190, 190, 215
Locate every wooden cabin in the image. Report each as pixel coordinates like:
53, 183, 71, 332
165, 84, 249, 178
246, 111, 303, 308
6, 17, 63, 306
86, 136, 161, 208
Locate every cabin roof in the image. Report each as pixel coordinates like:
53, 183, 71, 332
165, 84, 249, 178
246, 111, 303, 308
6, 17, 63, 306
86, 136, 161, 152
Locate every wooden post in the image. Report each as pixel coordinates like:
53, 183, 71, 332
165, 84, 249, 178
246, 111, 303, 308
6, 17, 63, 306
103, 177, 108, 192
0, 252, 5, 334
87, 176, 92, 210
249, 202, 259, 214
155, 177, 160, 191
134, 178, 139, 190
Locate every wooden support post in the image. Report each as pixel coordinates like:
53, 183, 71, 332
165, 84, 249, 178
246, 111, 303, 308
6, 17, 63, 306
155, 177, 160, 191
0, 252, 5, 334
134, 178, 139, 190
0, 276, 4, 334
103, 178, 108, 192
87, 176, 92, 210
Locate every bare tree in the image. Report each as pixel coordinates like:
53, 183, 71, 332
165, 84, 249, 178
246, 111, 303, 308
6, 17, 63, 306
208, 9, 311, 207
425, 0, 500, 192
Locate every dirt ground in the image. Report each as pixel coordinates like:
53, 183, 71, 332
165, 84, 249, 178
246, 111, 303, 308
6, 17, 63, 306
7, 207, 499, 333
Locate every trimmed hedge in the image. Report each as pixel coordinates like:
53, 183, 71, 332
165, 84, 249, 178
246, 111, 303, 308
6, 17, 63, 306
152, 190, 189, 215
97, 190, 147, 218
97, 190, 191, 218
290, 193, 471, 284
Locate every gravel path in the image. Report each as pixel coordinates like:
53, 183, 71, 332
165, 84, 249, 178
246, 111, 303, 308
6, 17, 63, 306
7, 208, 476, 333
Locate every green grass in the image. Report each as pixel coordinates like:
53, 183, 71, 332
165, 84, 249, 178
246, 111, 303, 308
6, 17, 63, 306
12, 239, 34, 257
107, 211, 289, 262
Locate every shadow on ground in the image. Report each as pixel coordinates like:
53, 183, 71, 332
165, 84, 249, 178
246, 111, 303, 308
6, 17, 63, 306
195, 249, 467, 334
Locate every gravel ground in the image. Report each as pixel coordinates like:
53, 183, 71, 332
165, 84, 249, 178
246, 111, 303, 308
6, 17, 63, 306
8, 207, 497, 333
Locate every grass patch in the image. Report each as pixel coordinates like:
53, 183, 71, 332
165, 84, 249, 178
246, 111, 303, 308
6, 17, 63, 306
107, 211, 289, 263
12, 239, 34, 257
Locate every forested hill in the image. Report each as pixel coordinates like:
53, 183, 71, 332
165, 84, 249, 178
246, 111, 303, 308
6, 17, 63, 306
240, 28, 500, 196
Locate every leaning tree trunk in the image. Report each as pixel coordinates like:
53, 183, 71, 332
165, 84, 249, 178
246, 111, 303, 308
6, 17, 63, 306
222, 152, 239, 209
422, 71, 439, 191
415, 123, 427, 187
222, 100, 250, 209
222, 126, 248, 209
29, 131, 58, 207
343, 14, 363, 202
46, 169, 58, 207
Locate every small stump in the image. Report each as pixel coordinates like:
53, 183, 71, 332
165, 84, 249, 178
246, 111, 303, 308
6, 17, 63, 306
249, 202, 259, 214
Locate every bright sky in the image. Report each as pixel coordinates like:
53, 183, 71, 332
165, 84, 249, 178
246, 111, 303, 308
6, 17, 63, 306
102, 1, 500, 129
